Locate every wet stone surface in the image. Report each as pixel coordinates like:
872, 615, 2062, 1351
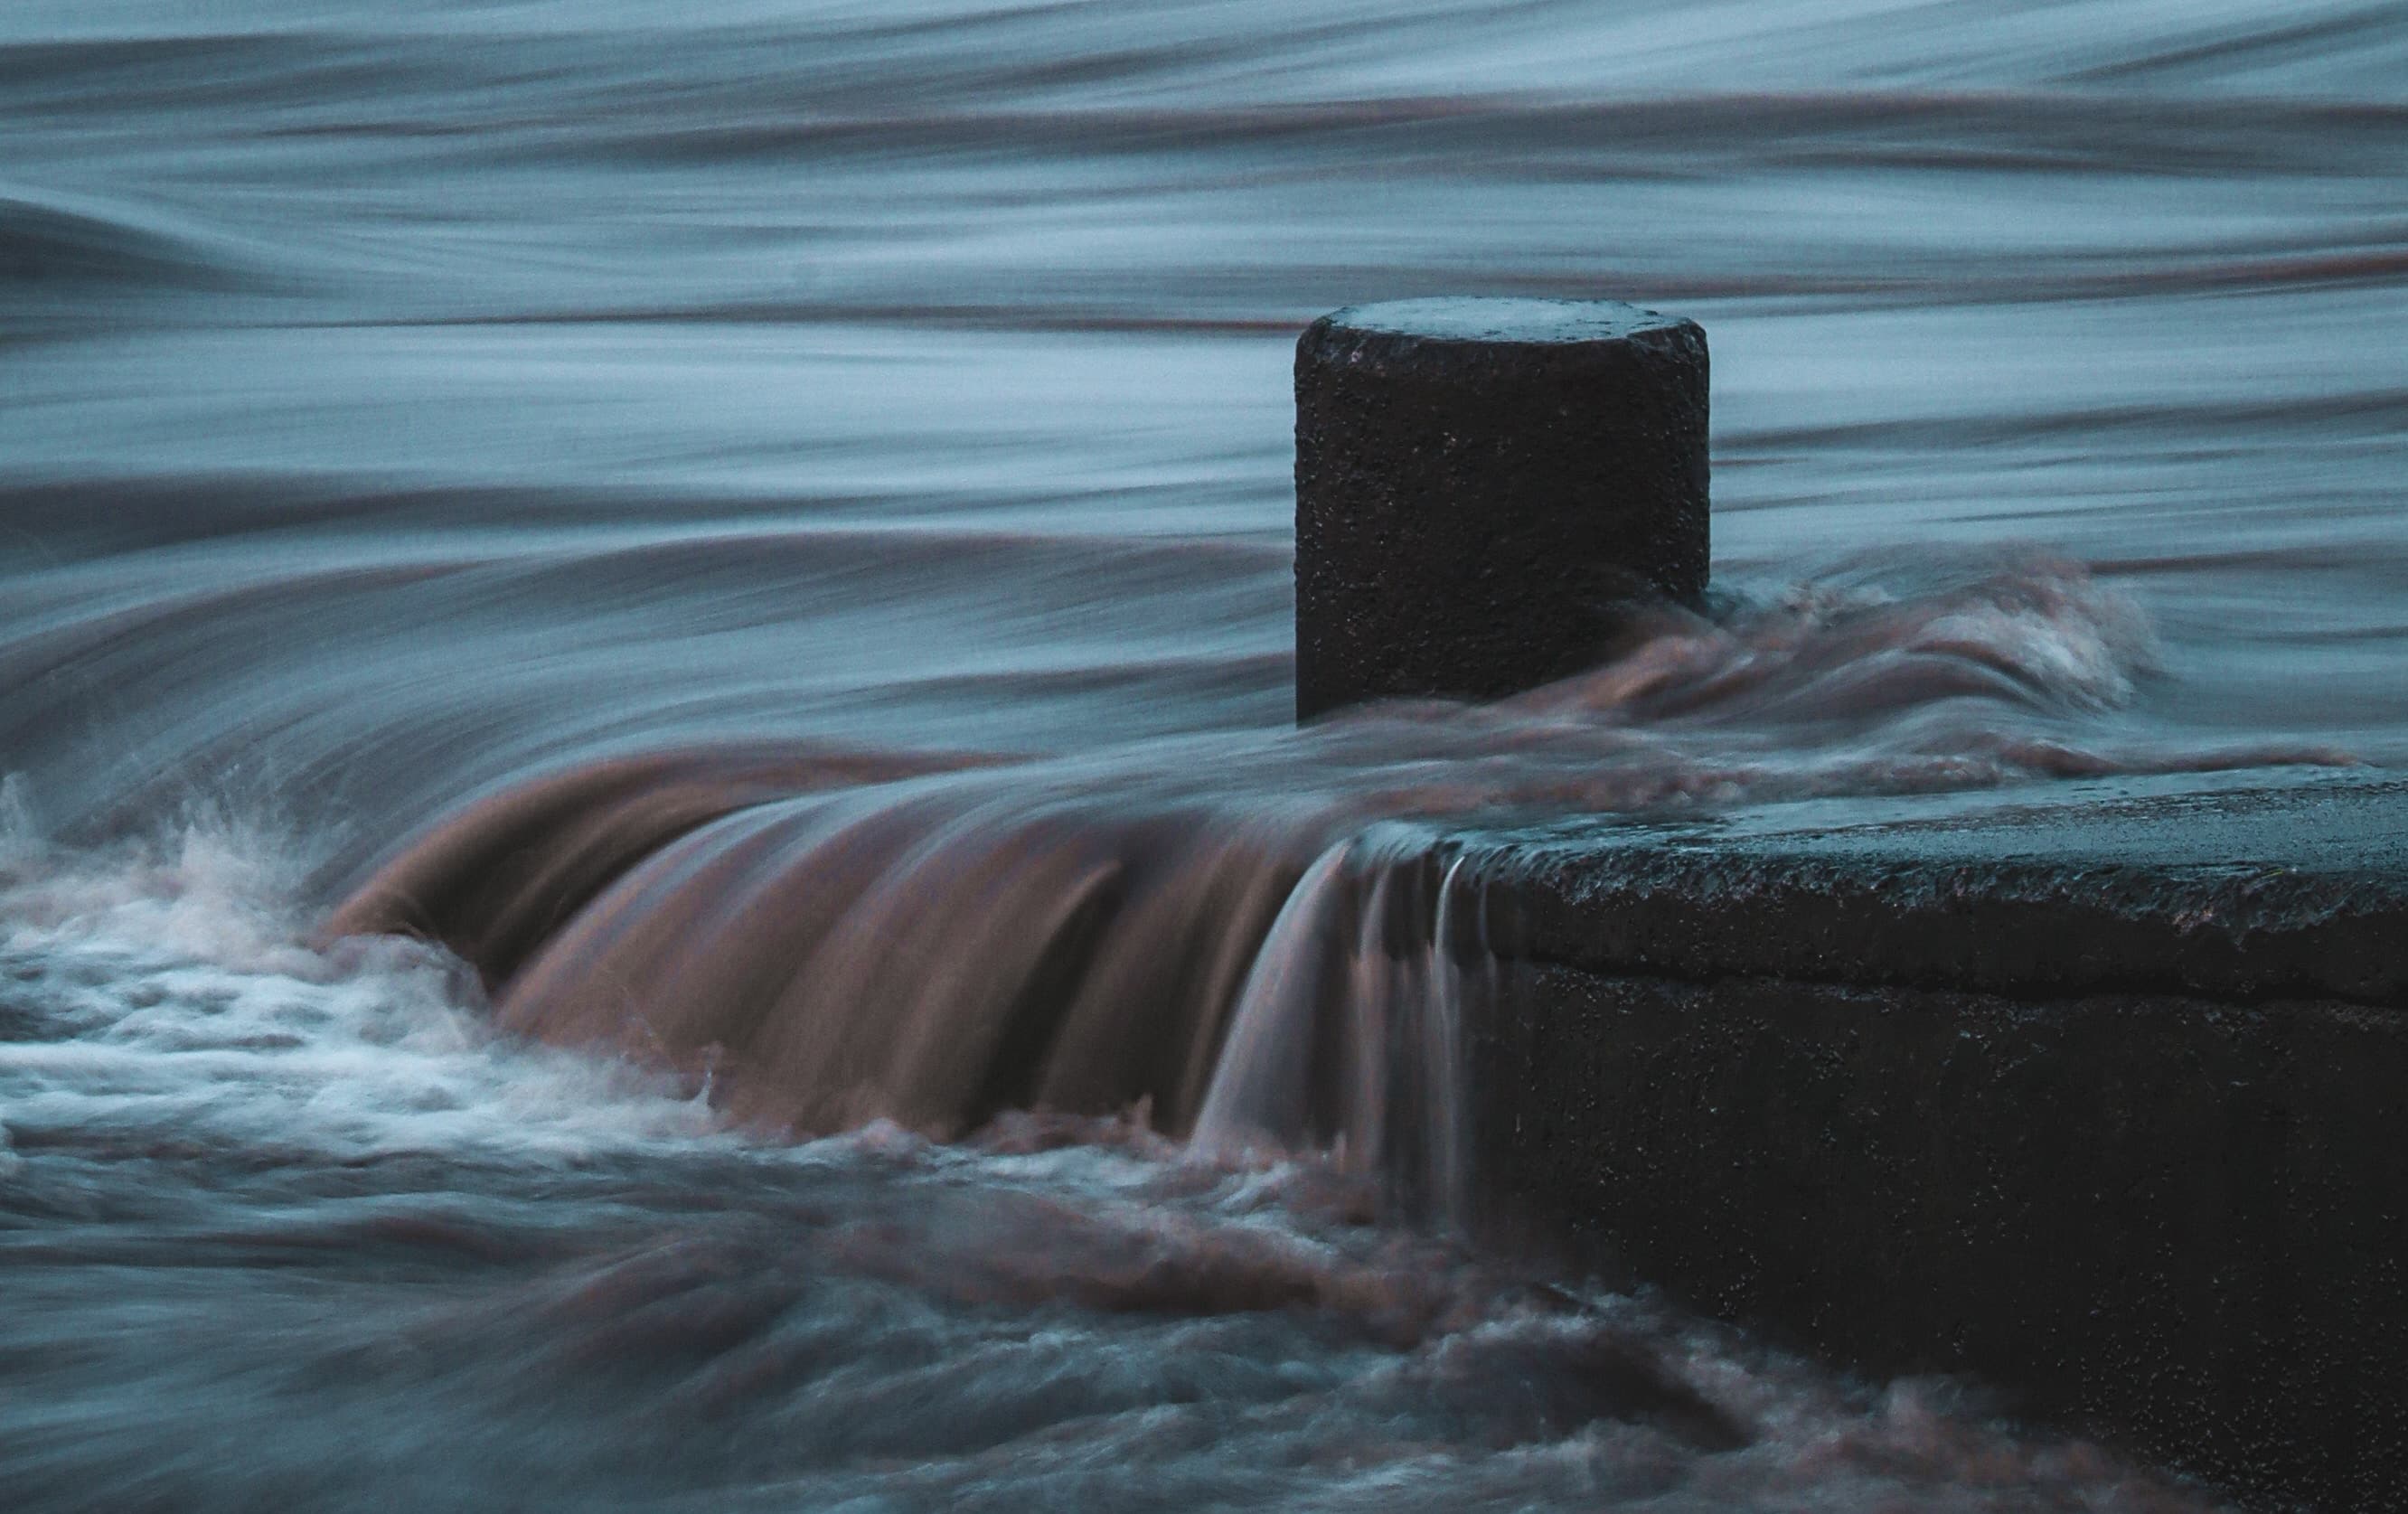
1453, 775, 2408, 1512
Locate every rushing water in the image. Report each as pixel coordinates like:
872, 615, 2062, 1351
5, 1, 2403, 1507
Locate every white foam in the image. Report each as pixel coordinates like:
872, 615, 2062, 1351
0, 816, 729, 1167
0, 773, 42, 865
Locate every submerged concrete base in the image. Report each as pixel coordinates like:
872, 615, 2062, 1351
1451, 777, 2408, 1512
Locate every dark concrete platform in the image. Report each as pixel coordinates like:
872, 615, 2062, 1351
1474, 776, 2408, 1005
1446, 774, 2408, 1512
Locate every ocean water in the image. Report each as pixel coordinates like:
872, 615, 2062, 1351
4, 1, 2402, 1507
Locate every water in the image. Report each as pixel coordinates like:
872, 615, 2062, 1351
0, 821, 2214, 1510
5, 1, 2402, 1506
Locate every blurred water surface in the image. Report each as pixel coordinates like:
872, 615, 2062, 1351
2, 2, 2401, 1508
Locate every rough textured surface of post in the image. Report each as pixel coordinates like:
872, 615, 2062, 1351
1293, 296, 1709, 722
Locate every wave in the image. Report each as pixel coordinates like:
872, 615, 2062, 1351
0, 813, 719, 1168
0, 192, 238, 294
12, 1, 2399, 104
0, 811, 2227, 1511
1519, 552, 2160, 726
313, 557, 2348, 1206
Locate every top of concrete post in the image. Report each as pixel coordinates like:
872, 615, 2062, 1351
1317, 296, 1688, 346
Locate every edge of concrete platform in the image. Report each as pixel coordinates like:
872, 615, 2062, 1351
1458, 775, 2408, 1004
1442, 773, 2408, 1513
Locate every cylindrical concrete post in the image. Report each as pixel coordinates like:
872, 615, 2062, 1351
1293, 297, 1709, 721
